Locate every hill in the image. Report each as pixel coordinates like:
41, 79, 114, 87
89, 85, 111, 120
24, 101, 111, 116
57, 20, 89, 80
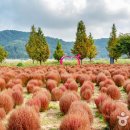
0, 30, 108, 59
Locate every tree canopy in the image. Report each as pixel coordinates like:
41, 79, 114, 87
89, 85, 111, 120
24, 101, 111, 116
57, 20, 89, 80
26, 25, 50, 64
71, 20, 89, 64
53, 41, 64, 61
0, 46, 8, 63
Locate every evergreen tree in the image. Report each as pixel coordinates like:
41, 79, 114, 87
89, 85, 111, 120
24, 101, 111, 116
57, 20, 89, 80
26, 26, 50, 65
71, 20, 89, 64
107, 24, 118, 64
87, 33, 97, 62
26, 25, 37, 63
0, 46, 8, 63
53, 41, 64, 62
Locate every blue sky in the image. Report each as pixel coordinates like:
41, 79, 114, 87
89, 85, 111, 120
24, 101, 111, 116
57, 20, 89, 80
0, 0, 130, 40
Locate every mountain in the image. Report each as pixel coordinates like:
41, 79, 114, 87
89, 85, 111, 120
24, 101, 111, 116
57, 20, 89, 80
0, 30, 108, 59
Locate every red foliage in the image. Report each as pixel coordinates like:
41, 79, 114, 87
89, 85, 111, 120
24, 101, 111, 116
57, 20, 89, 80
69, 101, 93, 124
107, 85, 121, 100
0, 93, 14, 113
60, 114, 91, 130
46, 79, 57, 92
7, 106, 40, 130
96, 73, 107, 85
81, 89, 92, 101
12, 90, 24, 106
76, 74, 90, 85
0, 108, 6, 119
113, 74, 125, 87
26, 98, 41, 112
12, 84, 23, 93
51, 88, 64, 101
59, 92, 80, 114
6, 79, 23, 88
100, 87, 108, 93
0, 78, 6, 91
64, 80, 78, 91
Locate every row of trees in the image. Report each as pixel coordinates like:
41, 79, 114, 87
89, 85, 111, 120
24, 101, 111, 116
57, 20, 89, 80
26, 21, 97, 64
0, 20, 130, 64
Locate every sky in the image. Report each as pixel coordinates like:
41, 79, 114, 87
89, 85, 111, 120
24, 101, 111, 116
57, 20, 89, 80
0, 0, 130, 41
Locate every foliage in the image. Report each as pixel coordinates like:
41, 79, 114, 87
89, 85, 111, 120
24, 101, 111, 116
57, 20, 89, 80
26, 25, 50, 64
0, 46, 8, 63
87, 33, 97, 61
71, 20, 89, 63
115, 34, 130, 58
53, 41, 64, 61
106, 24, 120, 62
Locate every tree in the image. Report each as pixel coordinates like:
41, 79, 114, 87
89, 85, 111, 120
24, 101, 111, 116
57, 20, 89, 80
26, 25, 37, 63
71, 20, 89, 64
87, 33, 97, 62
26, 26, 50, 64
116, 34, 130, 58
107, 24, 118, 64
53, 40, 64, 62
0, 46, 8, 63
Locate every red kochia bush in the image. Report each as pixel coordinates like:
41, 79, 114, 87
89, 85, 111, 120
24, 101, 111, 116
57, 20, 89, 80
60, 114, 91, 130
0, 121, 5, 130
113, 74, 125, 87
96, 73, 107, 85
26, 98, 41, 112
128, 92, 130, 107
81, 89, 92, 101
101, 98, 116, 122
7, 106, 40, 130
0, 93, 14, 113
59, 92, 80, 114
64, 80, 78, 92
12, 90, 24, 106
69, 101, 93, 124
0, 108, 6, 119
51, 88, 64, 101
0, 78, 6, 91
107, 85, 121, 100
46, 71, 61, 83
46, 79, 57, 92
35, 94, 49, 111
6, 79, 23, 88
12, 84, 23, 93
94, 93, 109, 111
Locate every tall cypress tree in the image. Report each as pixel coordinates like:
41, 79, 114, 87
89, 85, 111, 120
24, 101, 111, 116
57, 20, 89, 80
53, 40, 64, 62
87, 33, 97, 62
107, 24, 118, 64
71, 20, 89, 64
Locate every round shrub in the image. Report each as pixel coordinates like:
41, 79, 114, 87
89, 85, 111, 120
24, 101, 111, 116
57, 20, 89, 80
69, 101, 93, 124
7, 106, 40, 130
0, 78, 6, 91
81, 89, 92, 101
35, 94, 49, 111
12, 90, 24, 106
60, 85, 67, 92
123, 79, 130, 90
100, 87, 108, 93
96, 73, 107, 85
0, 108, 6, 119
59, 92, 80, 114
125, 84, 130, 94
0, 93, 14, 113
26, 98, 41, 113
46, 79, 57, 92
107, 85, 121, 100
60, 114, 91, 130
101, 98, 116, 122
51, 88, 64, 101
113, 74, 125, 87
12, 84, 23, 93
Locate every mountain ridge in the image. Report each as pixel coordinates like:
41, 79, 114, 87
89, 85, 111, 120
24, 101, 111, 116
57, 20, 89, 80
0, 30, 108, 59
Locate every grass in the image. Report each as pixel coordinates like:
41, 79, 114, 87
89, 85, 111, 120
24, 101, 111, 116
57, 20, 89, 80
0, 58, 130, 67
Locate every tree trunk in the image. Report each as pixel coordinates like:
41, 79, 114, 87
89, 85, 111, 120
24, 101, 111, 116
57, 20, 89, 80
40, 60, 42, 65
90, 58, 92, 62
110, 57, 114, 64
